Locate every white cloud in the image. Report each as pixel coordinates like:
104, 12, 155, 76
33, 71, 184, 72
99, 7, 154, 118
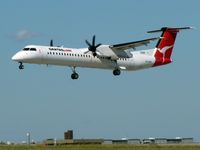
14, 30, 41, 40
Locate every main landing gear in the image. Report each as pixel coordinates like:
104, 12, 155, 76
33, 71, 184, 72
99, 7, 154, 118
71, 67, 79, 80
19, 62, 24, 70
69, 67, 120, 80
113, 69, 121, 76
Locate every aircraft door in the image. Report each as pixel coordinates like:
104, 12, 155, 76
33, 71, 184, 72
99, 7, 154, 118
38, 47, 44, 63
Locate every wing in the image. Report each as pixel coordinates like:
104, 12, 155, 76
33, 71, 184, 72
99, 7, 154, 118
109, 37, 159, 51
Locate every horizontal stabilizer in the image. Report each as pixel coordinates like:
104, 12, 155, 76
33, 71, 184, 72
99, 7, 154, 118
147, 27, 193, 33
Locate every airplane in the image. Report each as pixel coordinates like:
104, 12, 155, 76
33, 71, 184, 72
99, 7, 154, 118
12, 27, 191, 79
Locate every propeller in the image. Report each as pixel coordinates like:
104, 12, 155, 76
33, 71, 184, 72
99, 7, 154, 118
50, 39, 53, 47
85, 35, 101, 57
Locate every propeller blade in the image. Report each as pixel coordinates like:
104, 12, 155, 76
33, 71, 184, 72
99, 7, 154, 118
95, 43, 101, 48
85, 35, 100, 57
92, 35, 95, 46
85, 40, 91, 47
50, 40, 53, 47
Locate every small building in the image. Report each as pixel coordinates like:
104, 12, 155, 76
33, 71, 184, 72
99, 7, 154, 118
181, 138, 193, 144
44, 139, 55, 146
112, 139, 128, 144
64, 130, 73, 140
128, 139, 141, 144
143, 138, 155, 144
73, 139, 103, 144
103, 139, 112, 144
155, 138, 167, 144
167, 138, 182, 144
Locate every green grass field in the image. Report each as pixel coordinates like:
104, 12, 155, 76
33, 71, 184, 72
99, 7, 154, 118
0, 145, 200, 150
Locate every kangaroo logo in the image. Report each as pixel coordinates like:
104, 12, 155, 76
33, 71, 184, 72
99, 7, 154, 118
157, 45, 174, 58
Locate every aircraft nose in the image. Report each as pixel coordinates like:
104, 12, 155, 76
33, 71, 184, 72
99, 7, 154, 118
12, 54, 17, 61
12, 52, 23, 61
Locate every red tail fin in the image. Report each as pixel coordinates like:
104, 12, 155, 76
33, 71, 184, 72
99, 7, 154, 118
148, 27, 191, 66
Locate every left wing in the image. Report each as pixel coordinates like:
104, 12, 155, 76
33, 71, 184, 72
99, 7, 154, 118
109, 37, 159, 51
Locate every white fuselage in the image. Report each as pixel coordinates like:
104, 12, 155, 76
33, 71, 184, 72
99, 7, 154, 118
12, 26, 190, 79
12, 45, 156, 71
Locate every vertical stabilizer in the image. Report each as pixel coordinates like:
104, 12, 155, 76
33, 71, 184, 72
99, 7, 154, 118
148, 27, 191, 66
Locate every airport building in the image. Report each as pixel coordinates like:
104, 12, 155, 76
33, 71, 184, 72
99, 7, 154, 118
44, 138, 194, 145
142, 137, 194, 144
43, 130, 194, 145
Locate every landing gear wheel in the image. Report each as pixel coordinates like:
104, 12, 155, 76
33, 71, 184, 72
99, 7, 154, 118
19, 62, 24, 70
71, 73, 79, 80
113, 69, 121, 76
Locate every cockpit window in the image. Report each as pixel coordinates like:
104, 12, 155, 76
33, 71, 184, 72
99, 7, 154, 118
30, 48, 37, 51
23, 48, 29, 51
23, 48, 37, 51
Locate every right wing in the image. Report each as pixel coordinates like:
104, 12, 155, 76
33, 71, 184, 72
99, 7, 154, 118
109, 37, 159, 51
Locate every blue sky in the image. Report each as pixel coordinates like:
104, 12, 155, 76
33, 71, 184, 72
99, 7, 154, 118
0, 0, 200, 142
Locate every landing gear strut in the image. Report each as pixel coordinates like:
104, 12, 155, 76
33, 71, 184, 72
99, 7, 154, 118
71, 67, 79, 80
19, 62, 24, 70
113, 69, 121, 76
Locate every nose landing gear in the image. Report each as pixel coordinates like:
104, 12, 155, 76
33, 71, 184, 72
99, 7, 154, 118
71, 67, 79, 80
19, 62, 24, 70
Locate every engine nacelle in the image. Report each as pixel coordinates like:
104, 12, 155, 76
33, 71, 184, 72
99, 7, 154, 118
97, 45, 131, 60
